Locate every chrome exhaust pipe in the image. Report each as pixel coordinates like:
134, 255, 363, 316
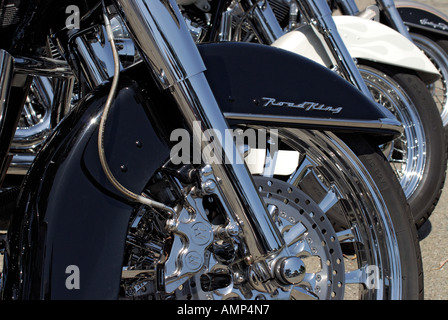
5, 56, 75, 177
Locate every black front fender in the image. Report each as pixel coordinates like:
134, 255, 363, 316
2, 68, 177, 299
396, 0, 448, 37
2, 42, 401, 299
199, 42, 402, 143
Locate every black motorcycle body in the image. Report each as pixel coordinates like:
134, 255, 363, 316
395, 0, 448, 38
0, 0, 403, 299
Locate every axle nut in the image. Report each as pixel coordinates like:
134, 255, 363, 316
275, 257, 306, 285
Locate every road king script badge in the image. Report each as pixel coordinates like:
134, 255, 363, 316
261, 97, 343, 114
420, 18, 448, 31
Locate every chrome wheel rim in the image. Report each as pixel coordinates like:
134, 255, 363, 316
360, 66, 426, 200
120, 129, 403, 300
412, 33, 448, 127
194, 129, 403, 300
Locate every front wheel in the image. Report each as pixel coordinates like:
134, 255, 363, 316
359, 64, 447, 228
337, 133, 422, 299
120, 129, 422, 300
410, 33, 448, 132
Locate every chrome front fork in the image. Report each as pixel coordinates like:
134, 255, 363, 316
113, 0, 288, 271
238, 0, 373, 97
296, 0, 373, 97
336, 0, 412, 40
376, 0, 413, 40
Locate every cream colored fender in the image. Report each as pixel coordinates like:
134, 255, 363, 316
272, 15, 439, 81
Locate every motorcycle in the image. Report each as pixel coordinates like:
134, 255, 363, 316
395, 0, 448, 39
385, 0, 448, 130
330, 0, 448, 227
0, 0, 422, 299
183, 0, 446, 229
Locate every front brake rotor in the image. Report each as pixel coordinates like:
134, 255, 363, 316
254, 176, 346, 300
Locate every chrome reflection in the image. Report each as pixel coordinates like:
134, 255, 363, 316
360, 66, 427, 199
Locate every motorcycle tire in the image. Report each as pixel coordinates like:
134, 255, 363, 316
270, 130, 423, 299
121, 129, 423, 300
358, 63, 447, 229
338, 133, 423, 300
410, 33, 448, 137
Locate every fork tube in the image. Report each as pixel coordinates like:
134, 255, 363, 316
248, 0, 373, 97
334, 0, 360, 15
376, 0, 413, 40
247, 1, 284, 44
204, 0, 233, 42
337, 0, 412, 40
298, 0, 373, 97
113, 0, 285, 259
